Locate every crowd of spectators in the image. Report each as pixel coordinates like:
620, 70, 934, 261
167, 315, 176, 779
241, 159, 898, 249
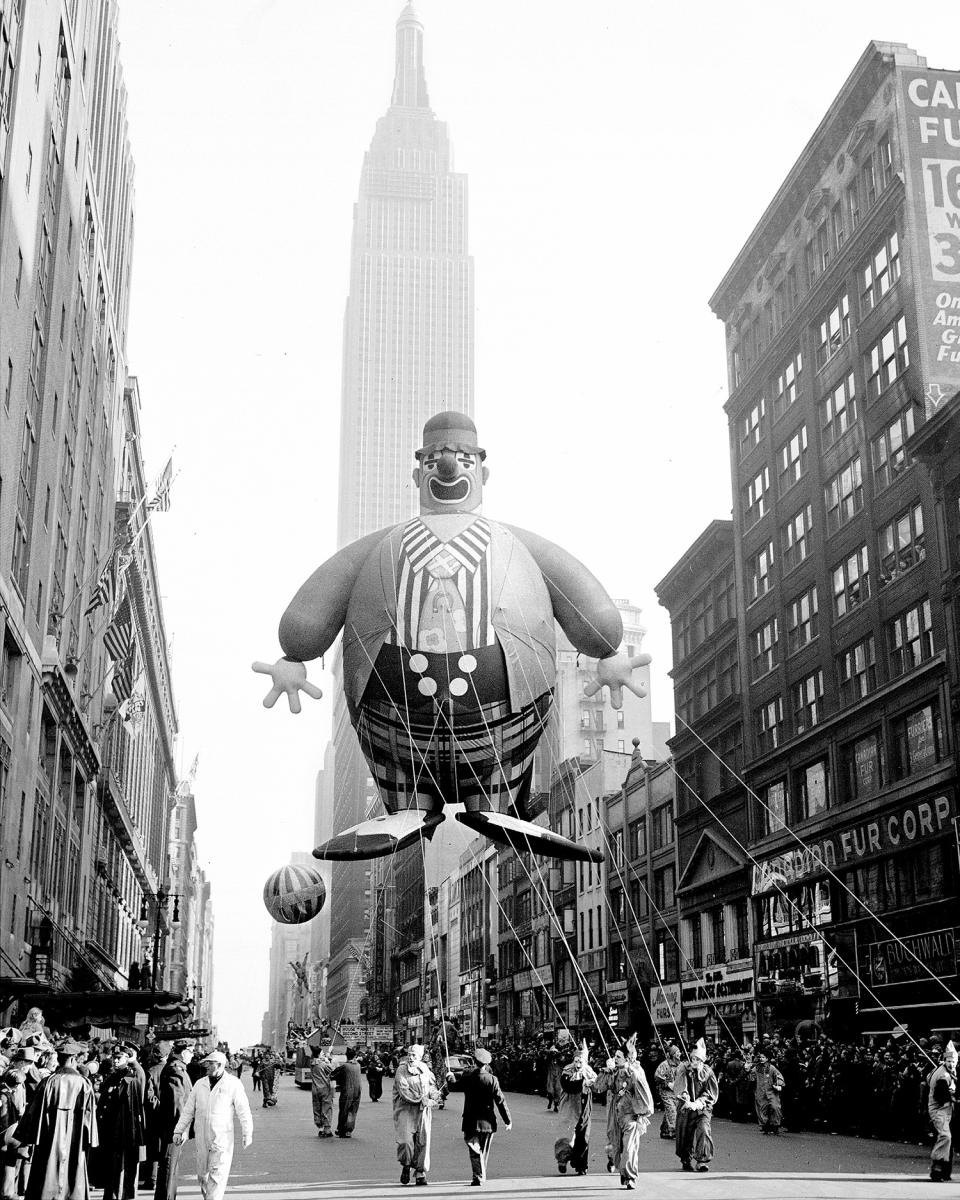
443, 1027, 956, 1146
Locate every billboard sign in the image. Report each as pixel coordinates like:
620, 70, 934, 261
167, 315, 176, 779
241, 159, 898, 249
901, 69, 960, 411
649, 982, 682, 1026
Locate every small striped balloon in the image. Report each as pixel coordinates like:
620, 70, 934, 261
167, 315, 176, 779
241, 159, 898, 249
262, 864, 327, 925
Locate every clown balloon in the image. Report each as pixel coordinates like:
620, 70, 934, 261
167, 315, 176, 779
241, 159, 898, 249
254, 411, 648, 865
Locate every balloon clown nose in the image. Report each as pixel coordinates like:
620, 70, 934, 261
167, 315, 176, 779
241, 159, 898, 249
436, 452, 458, 481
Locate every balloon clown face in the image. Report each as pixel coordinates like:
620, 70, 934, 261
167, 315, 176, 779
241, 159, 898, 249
413, 412, 488, 515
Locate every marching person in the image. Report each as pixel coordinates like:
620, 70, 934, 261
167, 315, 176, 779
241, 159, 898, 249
460, 1048, 511, 1186
554, 1040, 596, 1176
393, 1043, 447, 1185
592, 1047, 626, 1174
332, 1047, 362, 1138
310, 1046, 335, 1137
366, 1050, 385, 1102
673, 1039, 719, 1174
748, 1049, 785, 1135
173, 1050, 253, 1200
928, 1041, 957, 1183
653, 1044, 682, 1139
154, 1039, 195, 1200
97, 1042, 147, 1200
259, 1048, 279, 1108
545, 1047, 563, 1113
609, 1035, 653, 1190
11, 1040, 98, 1200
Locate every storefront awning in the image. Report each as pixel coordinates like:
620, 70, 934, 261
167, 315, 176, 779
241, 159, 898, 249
11, 988, 184, 1028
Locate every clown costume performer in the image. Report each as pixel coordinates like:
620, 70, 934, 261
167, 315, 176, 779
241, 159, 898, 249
554, 1042, 597, 1176
928, 1041, 957, 1182
591, 1049, 626, 1173
393, 1045, 444, 1186
673, 1040, 719, 1173
609, 1037, 653, 1190
653, 1044, 682, 1139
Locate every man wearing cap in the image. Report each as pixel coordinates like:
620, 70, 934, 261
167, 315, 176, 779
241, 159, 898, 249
97, 1042, 147, 1200
154, 1040, 195, 1200
309, 1046, 335, 1137
10, 1040, 97, 1200
673, 1039, 719, 1174
460, 1048, 511, 1186
928, 1041, 957, 1182
0, 1045, 34, 1199
258, 411, 644, 866
173, 1050, 252, 1200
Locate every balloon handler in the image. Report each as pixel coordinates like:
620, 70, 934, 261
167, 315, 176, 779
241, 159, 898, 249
255, 411, 648, 864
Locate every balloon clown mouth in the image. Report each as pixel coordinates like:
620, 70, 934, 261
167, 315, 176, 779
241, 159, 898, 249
428, 477, 470, 503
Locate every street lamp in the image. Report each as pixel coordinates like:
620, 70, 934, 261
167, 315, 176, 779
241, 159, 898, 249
137, 888, 181, 997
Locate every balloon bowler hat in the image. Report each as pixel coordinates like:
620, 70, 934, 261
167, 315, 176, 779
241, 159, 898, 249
416, 411, 485, 461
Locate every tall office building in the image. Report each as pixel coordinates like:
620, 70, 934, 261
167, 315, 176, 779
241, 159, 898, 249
327, 3, 475, 1018
710, 42, 960, 1037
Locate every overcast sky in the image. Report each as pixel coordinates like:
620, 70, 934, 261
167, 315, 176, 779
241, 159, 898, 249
115, 1, 960, 1043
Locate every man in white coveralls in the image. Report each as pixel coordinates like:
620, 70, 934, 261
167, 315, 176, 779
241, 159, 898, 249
172, 1050, 253, 1199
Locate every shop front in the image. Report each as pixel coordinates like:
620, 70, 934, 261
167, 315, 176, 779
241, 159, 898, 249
681, 961, 756, 1045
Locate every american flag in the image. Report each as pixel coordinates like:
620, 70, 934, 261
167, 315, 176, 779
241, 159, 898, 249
147, 457, 173, 513
84, 549, 118, 617
112, 655, 134, 705
103, 595, 132, 664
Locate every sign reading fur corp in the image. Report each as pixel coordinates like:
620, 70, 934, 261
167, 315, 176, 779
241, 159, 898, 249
751, 794, 954, 894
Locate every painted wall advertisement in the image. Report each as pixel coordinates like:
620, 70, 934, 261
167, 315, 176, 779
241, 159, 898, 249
901, 69, 960, 412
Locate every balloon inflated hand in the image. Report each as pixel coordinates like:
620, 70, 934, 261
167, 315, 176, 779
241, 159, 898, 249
252, 658, 323, 713
584, 650, 652, 709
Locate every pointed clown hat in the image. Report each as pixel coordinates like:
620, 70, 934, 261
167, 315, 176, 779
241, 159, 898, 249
625, 1032, 638, 1061
690, 1037, 707, 1061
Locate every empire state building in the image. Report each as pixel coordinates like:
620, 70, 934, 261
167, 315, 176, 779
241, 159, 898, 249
326, 4, 475, 1020
336, 3, 475, 547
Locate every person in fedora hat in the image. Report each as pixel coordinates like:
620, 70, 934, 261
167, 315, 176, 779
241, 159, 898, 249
460, 1047, 511, 1186
11, 1039, 98, 1200
0, 1048, 34, 1199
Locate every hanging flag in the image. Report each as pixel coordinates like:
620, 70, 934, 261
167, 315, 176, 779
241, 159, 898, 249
187, 752, 199, 784
147, 457, 173, 513
123, 680, 146, 735
103, 595, 132, 664
84, 549, 118, 617
112, 654, 134, 705
174, 753, 200, 799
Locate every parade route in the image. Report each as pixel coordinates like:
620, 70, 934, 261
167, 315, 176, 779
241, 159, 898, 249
162, 1076, 937, 1199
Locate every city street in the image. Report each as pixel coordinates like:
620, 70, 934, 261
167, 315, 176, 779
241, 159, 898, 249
162, 1075, 939, 1199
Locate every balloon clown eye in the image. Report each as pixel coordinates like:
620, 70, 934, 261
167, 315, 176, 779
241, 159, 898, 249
457, 453, 475, 468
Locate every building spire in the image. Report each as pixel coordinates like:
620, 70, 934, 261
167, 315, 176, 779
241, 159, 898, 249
392, 3, 430, 109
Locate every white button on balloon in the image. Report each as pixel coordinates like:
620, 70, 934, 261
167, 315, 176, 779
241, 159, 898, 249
449, 677, 469, 697
417, 677, 438, 697
458, 654, 477, 674
409, 653, 429, 674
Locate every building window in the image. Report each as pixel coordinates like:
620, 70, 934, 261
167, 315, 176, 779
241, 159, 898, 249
742, 465, 771, 528
825, 456, 864, 533
892, 702, 942, 779
689, 916, 703, 969
815, 293, 851, 369
837, 634, 877, 704
841, 731, 884, 802
739, 396, 765, 457
747, 540, 775, 603
878, 133, 894, 189
831, 201, 845, 253
860, 229, 900, 312
872, 406, 917, 491
25, 144, 32, 191
629, 878, 648, 920
734, 899, 749, 958
861, 152, 877, 209
777, 425, 808, 494
865, 314, 909, 402
878, 502, 925, 586
889, 598, 934, 676
781, 504, 813, 573
832, 545, 870, 619
772, 350, 803, 420
796, 759, 829, 821
651, 804, 674, 851
629, 817, 647, 860
762, 780, 786, 835
847, 177, 861, 231
820, 372, 858, 448
751, 617, 779, 680
755, 696, 784, 754
786, 585, 819, 653
793, 670, 824, 733
653, 865, 675, 910
786, 267, 799, 314
710, 906, 726, 963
